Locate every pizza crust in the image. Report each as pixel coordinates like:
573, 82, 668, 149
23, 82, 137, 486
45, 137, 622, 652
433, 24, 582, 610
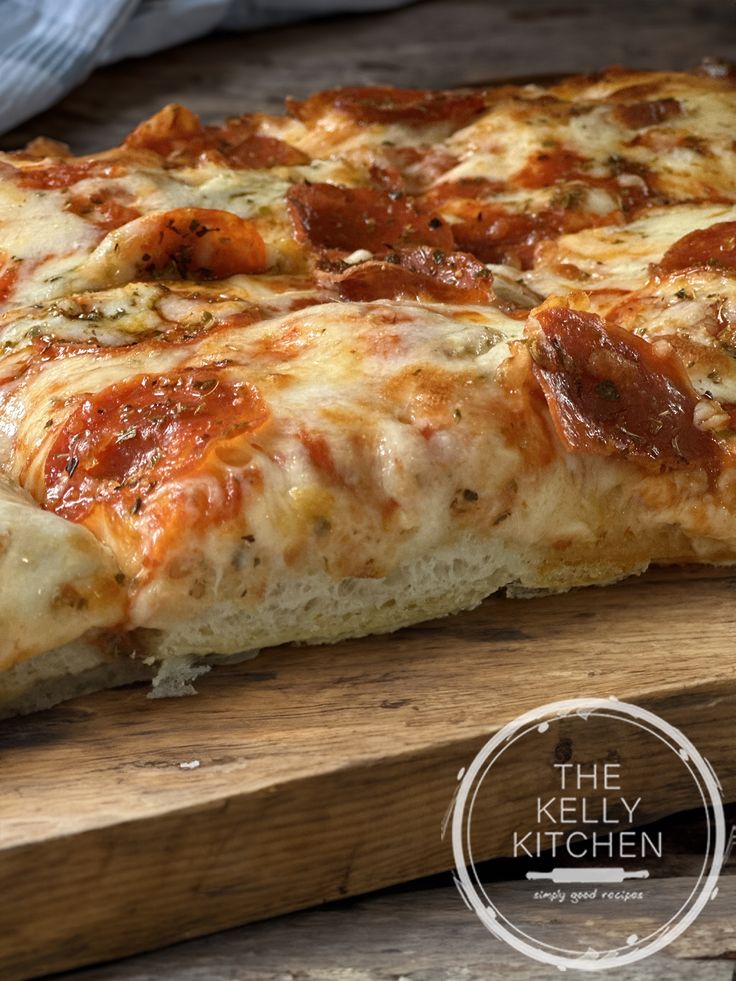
0, 532, 629, 719
0, 470, 730, 720
0, 638, 150, 719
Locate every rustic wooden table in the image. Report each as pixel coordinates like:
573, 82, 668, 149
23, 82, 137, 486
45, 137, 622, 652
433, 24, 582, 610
5, 1, 736, 977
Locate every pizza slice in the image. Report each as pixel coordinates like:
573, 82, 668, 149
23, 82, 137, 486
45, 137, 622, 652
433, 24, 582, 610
2, 68, 736, 716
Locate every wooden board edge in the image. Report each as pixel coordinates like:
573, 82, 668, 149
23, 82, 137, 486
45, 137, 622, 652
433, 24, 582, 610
2, 678, 734, 979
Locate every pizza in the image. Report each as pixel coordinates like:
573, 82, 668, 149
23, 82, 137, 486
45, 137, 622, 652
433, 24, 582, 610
3, 65, 736, 715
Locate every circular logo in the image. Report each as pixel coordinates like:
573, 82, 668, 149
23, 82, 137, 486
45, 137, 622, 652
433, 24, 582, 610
448, 697, 726, 971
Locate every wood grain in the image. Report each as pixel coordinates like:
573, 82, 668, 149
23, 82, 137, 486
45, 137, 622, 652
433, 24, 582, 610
1, 566, 736, 978
61, 801, 736, 979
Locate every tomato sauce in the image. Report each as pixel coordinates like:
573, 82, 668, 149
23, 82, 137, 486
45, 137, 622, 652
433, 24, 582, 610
298, 429, 342, 483
66, 186, 141, 231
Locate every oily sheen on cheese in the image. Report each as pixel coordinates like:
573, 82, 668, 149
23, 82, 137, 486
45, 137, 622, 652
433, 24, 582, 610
3, 67, 736, 715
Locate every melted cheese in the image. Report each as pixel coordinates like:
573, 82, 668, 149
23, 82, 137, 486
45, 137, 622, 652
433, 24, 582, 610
607, 269, 736, 405
446, 74, 736, 193
0, 156, 363, 311
525, 203, 736, 296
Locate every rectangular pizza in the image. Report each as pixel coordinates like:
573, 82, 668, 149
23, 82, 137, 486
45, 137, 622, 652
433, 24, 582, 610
2, 66, 736, 715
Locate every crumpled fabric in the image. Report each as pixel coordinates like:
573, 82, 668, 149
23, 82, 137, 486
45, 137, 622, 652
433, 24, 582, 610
0, 0, 409, 133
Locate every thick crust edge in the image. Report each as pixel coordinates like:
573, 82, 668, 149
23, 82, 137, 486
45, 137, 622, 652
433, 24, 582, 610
0, 535, 645, 717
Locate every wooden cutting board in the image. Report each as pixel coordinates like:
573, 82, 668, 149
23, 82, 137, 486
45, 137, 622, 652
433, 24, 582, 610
1, 565, 735, 979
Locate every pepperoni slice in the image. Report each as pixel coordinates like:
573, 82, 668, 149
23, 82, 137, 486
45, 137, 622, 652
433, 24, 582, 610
427, 181, 584, 268
655, 221, 736, 276
614, 98, 682, 130
201, 133, 308, 168
44, 368, 269, 523
450, 206, 570, 269
79, 208, 267, 288
449, 194, 629, 269
286, 86, 487, 127
16, 159, 126, 190
512, 149, 588, 190
125, 103, 308, 168
287, 183, 453, 254
530, 306, 719, 470
321, 246, 492, 303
